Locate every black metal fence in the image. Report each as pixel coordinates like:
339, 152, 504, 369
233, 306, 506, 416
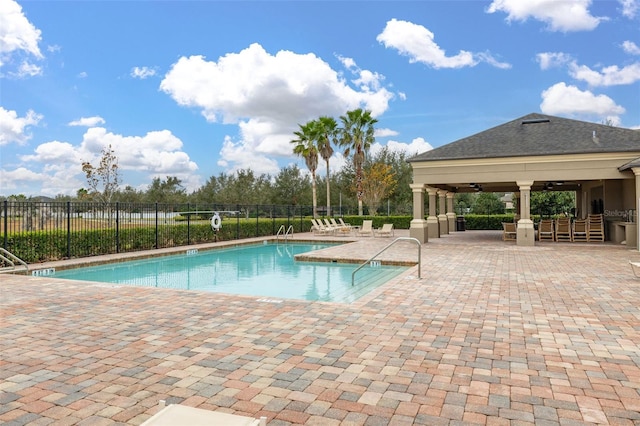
1, 201, 316, 264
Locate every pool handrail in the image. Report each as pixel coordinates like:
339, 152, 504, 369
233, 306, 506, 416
351, 237, 421, 286
0, 248, 29, 274
276, 225, 294, 242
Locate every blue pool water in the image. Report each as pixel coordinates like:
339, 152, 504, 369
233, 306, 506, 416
52, 242, 408, 303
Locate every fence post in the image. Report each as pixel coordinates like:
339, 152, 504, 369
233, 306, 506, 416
255, 204, 259, 237
2, 200, 7, 249
66, 201, 71, 258
187, 203, 191, 245
236, 204, 240, 240
116, 202, 120, 253
155, 202, 159, 249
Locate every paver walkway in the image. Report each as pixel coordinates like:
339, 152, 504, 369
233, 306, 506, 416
1, 230, 640, 425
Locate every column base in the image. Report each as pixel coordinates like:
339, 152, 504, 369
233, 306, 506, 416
409, 219, 428, 244
427, 216, 440, 238
438, 215, 448, 235
447, 213, 456, 233
517, 219, 535, 246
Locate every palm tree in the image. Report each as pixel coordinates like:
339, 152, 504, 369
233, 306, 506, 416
338, 108, 377, 216
314, 116, 338, 217
291, 122, 319, 218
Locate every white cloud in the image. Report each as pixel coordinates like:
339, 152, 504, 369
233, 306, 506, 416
160, 43, 397, 173
131, 66, 156, 79
375, 128, 399, 138
371, 137, 433, 158
376, 19, 510, 69
68, 116, 105, 127
8, 127, 201, 196
0, 106, 42, 146
622, 40, 640, 56
536, 52, 573, 70
619, 0, 639, 18
540, 82, 625, 118
0, 0, 43, 70
569, 61, 640, 86
487, 0, 604, 32
77, 71, 87, 78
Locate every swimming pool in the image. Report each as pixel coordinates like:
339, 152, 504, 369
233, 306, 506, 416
52, 242, 408, 303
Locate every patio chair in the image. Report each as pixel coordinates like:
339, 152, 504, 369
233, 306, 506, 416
555, 217, 572, 242
502, 222, 517, 241
572, 219, 588, 242
375, 223, 394, 237
587, 214, 605, 242
357, 220, 374, 237
538, 219, 554, 241
630, 261, 640, 278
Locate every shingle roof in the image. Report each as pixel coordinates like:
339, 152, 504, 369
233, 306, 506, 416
408, 113, 640, 162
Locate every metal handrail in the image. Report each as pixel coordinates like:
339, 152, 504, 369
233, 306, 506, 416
0, 248, 29, 274
351, 237, 421, 286
276, 225, 294, 242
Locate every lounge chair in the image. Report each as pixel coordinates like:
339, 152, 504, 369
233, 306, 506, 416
572, 219, 588, 242
323, 218, 339, 232
376, 223, 394, 237
630, 261, 640, 278
538, 219, 554, 241
338, 218, 351, 228
310, 218, 332, 235
555, 217, 572, 242
587, 214, 604, 242
502, 222, 516, 241
330, 218, 351, 236
357, 220, 373, 237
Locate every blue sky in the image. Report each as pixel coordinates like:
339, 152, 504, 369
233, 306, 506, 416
1, 0, 639, 197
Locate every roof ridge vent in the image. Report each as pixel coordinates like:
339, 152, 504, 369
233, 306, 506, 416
521, 118, 550, 125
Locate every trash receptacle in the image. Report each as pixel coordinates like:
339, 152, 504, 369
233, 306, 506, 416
456, 216, 466, 231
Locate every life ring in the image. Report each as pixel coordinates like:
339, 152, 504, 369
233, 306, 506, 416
211, 213, 221, 230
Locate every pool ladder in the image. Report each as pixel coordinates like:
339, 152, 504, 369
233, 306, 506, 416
276, 225, 294, 242
352, 237, 421, 286
0, 248, 29, 274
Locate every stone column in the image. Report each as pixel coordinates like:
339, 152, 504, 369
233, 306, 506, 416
516, 181, 535, 246
426, 187, 440, 238
438, 190, 448, 235
446, 192, 456, 232
409, 183, 428, 244
633, 168, 640, 251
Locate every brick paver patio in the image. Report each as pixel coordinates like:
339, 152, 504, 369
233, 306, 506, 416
1, 230, 639, 425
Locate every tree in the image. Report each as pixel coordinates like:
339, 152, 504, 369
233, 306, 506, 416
145, 176, 187, 205
471, 192, 505, 215
531, 191, 576, 217
368, 147, 413, 215
338, 108, 377, 216
291, 122, 319, 217
360, 162, 397, 215
315, 116, 337, 216
81, 144, 120, 205
272, 165, 311, 206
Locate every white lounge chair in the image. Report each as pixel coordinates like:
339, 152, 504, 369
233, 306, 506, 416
357, 220, 373, 237
311, 218, 332, 235
375, 223, 394, 237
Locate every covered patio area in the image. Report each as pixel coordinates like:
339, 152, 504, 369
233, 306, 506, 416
407, 113, 640, 247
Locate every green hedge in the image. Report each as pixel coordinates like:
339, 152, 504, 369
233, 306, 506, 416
2, 214, 527, 264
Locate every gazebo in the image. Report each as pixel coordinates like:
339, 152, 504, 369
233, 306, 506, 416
407, 113, 640, 247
